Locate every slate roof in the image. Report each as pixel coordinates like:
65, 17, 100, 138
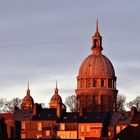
113, 125, 140, 140
109, 112, 132, 126
131, 112, 140, 124
59, 112, 79, 123
79, 112, 112, 124
0, 113, 13, 119
13, 109, 33, 121
59, 112, 112, 125
32, 108, 57, 121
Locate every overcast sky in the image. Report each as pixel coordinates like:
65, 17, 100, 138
0, 0, 140, 106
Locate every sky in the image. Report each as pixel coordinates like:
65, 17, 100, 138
0, 0, 140, 107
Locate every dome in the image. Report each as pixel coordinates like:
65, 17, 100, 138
22, 94, 34, 104
75, 20, 118, 112
50, 93, 62, 104
21, 85, 34, 109
49, 82, 62, 109
78, 54, 115, 77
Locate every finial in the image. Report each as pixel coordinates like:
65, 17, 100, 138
27, 81, 30, 95
27, 81, 30, 90
96, 18, 99, 32
56, 81, 58, 89
55, 81, 58, 94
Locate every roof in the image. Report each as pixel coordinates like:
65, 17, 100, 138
13, 109, 33, 121
131, 112, 140, 124
78, 54, 115, 78
59, 112, 112, 124
0, 113, 13, 119
113, 125, 140, 140
79, 112, 111, 124
32, 108, 57, 121
109, 112, 132, 126
59, 112, 79, 123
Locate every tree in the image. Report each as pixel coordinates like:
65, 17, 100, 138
0, 98, 22, 113
65, 95, 77, 112
116, 94, 126, 112
127, 96, 140, 111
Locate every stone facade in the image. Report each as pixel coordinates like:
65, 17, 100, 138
0, 21, 139, 140
76, 20, 118, 112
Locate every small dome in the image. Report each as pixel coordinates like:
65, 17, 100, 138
22, 94, 34, 104
78, 54, 115, 77
50, 93, 62, 104
21, 86, 34, 109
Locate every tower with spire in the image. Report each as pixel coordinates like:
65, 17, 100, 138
49, 82, 66, 118
49, 81, 62, 109
21, 82, 34, 110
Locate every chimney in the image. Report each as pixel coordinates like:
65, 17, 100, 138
130, 106, 137, 116
33, 103, 37, 116
57, 103, 62, 119
80, 108, 85, 117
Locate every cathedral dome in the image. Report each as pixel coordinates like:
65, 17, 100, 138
78, 54, 115, 77
22, 93, 34, 105
50, 93, 62, 104
75, 20, 118, 112
21, 83, 34, 109
49, 82, 62, 109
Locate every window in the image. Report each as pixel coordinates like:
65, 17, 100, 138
108, 79, 112, 88
77, 79, 80, 88
38, 122, 42, 131
81, 125, 84, 132
22, 122, 25, 129
86, 125, 90, 132
21, 133, 25, 139
116, 126, 120, 133
46, 131, 50, 136
94, 39, 97, 48
60, 123, 65, 130
101, 79, 106, 87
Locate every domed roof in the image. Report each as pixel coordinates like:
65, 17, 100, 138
50, 93, 62, 104
50, 82, 62, 104
22, 92, 34, 104
21, 83, 34, 109
78, 20, 115, 78
78, 54, 115, 77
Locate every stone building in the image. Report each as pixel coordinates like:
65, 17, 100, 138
75, 20, 118, 112
0, 21, 139, 140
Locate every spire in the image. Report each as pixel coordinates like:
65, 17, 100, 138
27, 81, 30, 90
91, 19, 103, 55
96, 18, 99, 32
55, 81, 58, 89
27, 81, 30, 95
55, 81, 58, 94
